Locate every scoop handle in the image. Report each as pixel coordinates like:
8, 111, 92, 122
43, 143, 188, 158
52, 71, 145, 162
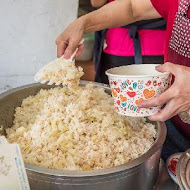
68, 39, 84, 62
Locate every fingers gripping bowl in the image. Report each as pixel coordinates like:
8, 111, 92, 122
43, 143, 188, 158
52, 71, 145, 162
0, 81, 166, 190
106, 64, 171, 117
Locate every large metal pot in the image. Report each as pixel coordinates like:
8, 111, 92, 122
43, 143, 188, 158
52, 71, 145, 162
0, 81, 166, 190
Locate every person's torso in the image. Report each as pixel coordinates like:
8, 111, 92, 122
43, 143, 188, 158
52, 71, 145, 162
167, 0, 190, 137
152, 0, 190, 137
103, 0, 166, 56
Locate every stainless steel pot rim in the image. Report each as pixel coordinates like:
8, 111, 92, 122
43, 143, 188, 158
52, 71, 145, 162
0, 81, 167, 177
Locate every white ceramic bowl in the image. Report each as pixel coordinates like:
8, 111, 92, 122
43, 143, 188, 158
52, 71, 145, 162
106, 64, 171, 117
166, 152, 182, 185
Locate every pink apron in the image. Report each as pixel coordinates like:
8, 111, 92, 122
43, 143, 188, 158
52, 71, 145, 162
104, 0, 166, 58
94, 0, 166, 83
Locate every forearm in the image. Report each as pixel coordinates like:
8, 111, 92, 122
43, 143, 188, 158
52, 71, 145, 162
56, 0, 161, 57
82, 0, 136, 33
91, 0, 107, 8
78, 0, 160, 34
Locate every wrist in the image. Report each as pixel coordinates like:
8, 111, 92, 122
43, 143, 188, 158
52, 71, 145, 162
76, 16, 88, 34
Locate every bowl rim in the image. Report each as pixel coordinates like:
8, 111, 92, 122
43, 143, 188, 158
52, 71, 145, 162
166, 152, 182, 185
176, 149, 190, 189
0, 81, 167, 177
105, 64, 170, 78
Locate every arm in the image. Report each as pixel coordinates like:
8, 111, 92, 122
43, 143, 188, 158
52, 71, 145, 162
91, 0, 107, 8
56, 0, 161, 58
84, 0, 160, 33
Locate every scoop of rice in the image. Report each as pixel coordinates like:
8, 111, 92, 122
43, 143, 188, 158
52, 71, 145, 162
40, 57, 84, 86
6, 84, 156, 171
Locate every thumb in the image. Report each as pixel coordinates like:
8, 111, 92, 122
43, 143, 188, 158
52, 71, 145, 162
156, 62, 177, 76
155, 62, 176, 75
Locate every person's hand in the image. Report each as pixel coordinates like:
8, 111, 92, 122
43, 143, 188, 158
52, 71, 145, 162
55, 19, 85, 59
138, 62, 190, 122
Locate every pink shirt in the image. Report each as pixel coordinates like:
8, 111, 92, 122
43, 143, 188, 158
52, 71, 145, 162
103, 0, 166, 56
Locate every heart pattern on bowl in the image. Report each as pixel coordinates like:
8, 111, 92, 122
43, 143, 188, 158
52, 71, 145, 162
135, 98, 144, 105
108, 73, 171, 116
158, 82, 162, 86
121, 102, 127, 107
143, 89, 155, 99
120, 95, 127, 102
